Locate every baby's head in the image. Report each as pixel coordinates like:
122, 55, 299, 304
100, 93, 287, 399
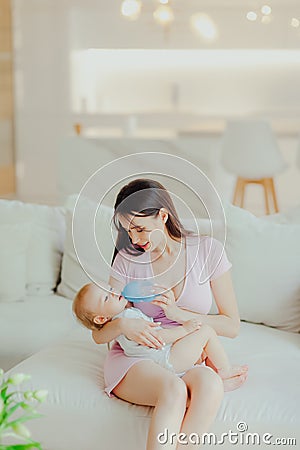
73, 282, 127, 330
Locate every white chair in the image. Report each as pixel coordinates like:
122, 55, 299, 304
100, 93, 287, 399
221, 120, 286, 214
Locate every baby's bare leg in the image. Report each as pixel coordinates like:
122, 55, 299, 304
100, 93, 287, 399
169, 324, 230, 374
203, 332, 248, 391
169, 325, 248, 393
170, 323, 244, 374
200, 326, 248, 380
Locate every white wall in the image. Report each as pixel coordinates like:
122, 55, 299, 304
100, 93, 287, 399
67, 0, 300, 50
70, 49, 300, 116
57, 136, 300, 217
12, 0, 70, 203
11, 0, 300, 212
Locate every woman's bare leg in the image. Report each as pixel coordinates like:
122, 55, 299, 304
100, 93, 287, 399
177, 366, 224, 449
113, 360, 187, 450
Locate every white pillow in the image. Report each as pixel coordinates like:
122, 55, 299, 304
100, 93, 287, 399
225, 204, 300, 333
26, 224, 65, 295
57, 195, 115, 300
0, 200, 65, 295
0, 223, 31, 302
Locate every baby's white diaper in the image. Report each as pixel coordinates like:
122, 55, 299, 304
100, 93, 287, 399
150, 343, 174, 372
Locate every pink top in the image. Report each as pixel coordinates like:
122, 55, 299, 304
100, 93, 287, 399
111, 235, 232, 325
104, 235, 232, 396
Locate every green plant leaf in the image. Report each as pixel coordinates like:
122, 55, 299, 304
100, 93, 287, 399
0, 387, 8, 401
6, 414, 42, 429
0, 442, 42, 449
5, 393, 19, 402
2, 402, 23, 422
20, 404, 35, 413
0, 373, 45, 450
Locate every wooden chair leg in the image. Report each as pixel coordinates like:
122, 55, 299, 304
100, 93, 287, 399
262, 178, 270, 215
240, 179, 246, 208
269, 177, 279, 213
233, 177, 279, 214
74, 123, 82, 135
233, 177, 242, 206
233, 177, 246, 207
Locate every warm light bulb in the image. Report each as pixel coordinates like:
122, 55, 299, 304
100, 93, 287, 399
291, 18, 300, 28
159, 0, 169, 4
121, 0, 141, 20
261, 5, 272, 16
246, 11, 257, 21
190, 13, 218, 41
153, 5, 174, 26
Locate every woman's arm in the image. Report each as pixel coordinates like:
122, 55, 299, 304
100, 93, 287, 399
92, 316, 163, 346
175, 271, 240, 338
204, 270, 240, 337
152, 271, 240, 339
92, 276, 164, 347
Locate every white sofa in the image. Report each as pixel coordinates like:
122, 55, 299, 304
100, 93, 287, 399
1, 198, 299, 450
0, 200, 78, 372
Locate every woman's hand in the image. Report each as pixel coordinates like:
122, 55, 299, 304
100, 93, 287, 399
151, 287, 182, 322
121, 318, 164, 349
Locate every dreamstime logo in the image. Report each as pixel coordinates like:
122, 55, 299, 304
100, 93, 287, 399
71, 152, 227, 295
157, 422, 297, 446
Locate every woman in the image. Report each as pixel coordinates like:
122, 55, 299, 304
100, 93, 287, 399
92, 178, 247, 450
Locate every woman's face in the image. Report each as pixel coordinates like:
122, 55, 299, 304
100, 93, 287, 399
118, 209, 168, 252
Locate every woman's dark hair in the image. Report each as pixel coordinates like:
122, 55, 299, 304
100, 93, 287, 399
111, 178, 193, 264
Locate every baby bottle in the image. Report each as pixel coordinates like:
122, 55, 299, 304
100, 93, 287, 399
121, 280, 159, 303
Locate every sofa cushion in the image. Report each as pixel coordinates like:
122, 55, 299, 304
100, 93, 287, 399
0, 223, 31, 302
263, 203, 300, 225
0, 294, 76, 372
5, 322, 299, 449
57, 195, 115, 299
0, 200, 65, 295
225, 204, 300, 332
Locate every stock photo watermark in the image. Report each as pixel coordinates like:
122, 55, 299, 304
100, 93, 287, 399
157, 422, 297, 446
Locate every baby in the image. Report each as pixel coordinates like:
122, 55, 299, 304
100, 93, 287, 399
73, 282, 246, 384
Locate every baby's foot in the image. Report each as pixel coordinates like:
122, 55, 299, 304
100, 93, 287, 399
223, 372, 248, 392
218, 364, 248, 380
183, 319, 202, 333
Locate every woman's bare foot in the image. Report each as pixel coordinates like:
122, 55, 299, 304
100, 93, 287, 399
218, 364, 248, 380
223, 372, 248, 392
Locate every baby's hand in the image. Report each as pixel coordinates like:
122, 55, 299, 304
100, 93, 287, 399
183, 319, 202, 333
